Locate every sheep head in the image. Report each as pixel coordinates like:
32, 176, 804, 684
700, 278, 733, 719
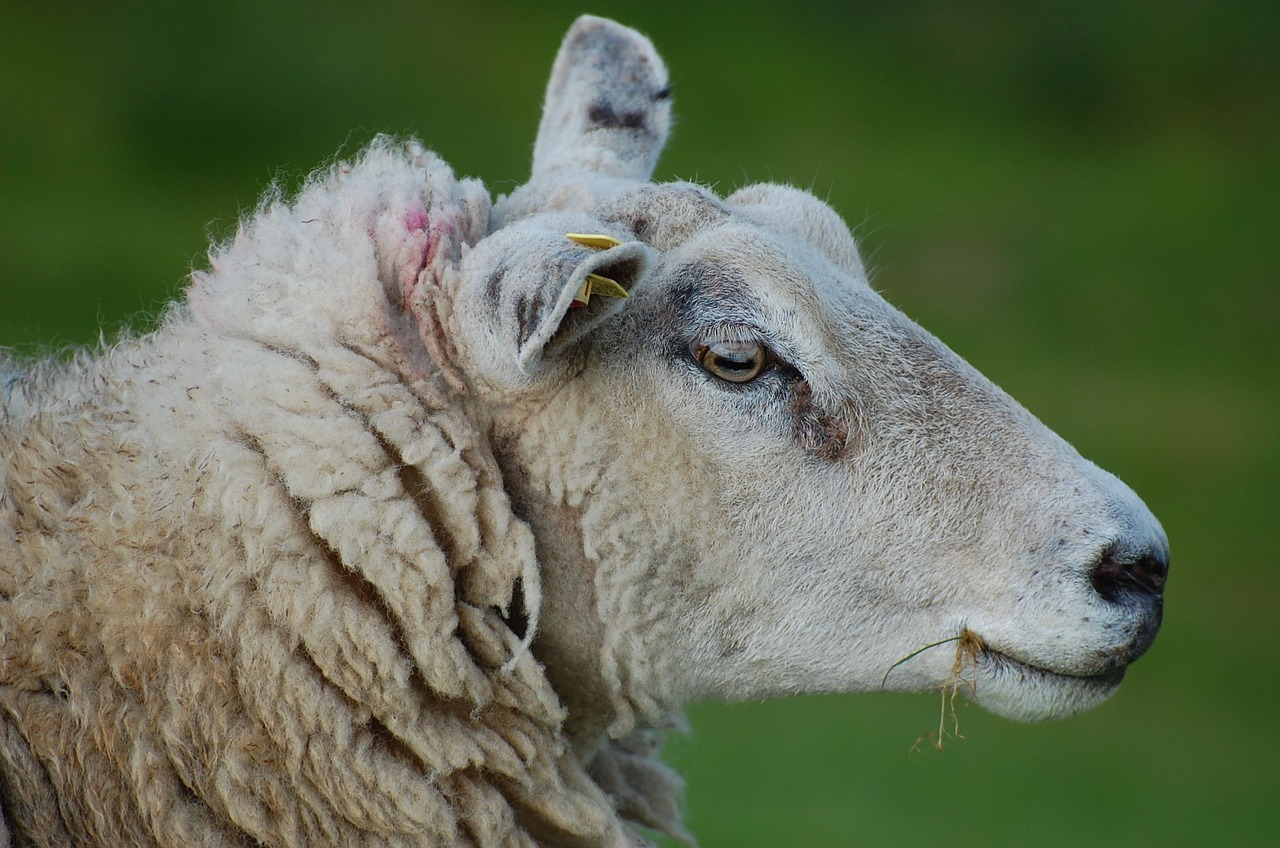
433, 16, 1168, 739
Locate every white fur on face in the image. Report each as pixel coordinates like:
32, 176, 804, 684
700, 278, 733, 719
457, 16, 1167, 736
487, 173, 1167, 728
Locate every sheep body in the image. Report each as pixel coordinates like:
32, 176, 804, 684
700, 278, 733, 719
1, 16, 1168, 847
1, 143, 675, 846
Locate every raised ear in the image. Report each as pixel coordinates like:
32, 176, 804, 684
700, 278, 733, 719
450, 218, 655, 389
532, 16, 672, 181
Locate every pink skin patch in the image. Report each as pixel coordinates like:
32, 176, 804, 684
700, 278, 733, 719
403, 207, 429, 232
397, 206, 461, 310
400, 204, 470, 393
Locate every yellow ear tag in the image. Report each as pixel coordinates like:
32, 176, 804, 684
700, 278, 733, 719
570, 273, 629, 308
566, 233, 624, 249
586, 273, 628, 299
566, 233, 630, 308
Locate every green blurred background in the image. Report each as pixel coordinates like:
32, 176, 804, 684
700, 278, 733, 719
2, 1, 1276, 844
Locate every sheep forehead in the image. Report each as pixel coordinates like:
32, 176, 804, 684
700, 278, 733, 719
578, 180, 951, 403
638, 207, 887, 378
605, 180, 861, 273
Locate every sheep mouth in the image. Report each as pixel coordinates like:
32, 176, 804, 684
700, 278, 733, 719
967, 642, 1129, 722
980, 647, 1128, 688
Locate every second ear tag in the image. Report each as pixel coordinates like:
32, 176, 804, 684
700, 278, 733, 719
570, 273, 629, 308
586, 274, 629, 298
567, 233, 631, 308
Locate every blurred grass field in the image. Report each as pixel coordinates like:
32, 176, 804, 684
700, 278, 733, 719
2, 1, 1276, 845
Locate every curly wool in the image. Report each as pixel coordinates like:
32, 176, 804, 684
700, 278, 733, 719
0, 141, 682, 847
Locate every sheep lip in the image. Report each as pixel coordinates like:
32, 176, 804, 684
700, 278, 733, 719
963, 644, 1129, 721
980, 646, 1128, 687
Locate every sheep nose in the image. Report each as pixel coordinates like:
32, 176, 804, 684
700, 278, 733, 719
1090, 544, 1169, 604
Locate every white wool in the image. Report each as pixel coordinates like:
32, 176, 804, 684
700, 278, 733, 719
0, 139, 673, 846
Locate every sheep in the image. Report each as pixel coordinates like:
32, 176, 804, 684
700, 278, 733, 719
0, 15, 1168, 848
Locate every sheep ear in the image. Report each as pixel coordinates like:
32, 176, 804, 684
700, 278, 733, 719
512, 235, 652, 372
532, 16, 672, 181
455, 222, 654, 385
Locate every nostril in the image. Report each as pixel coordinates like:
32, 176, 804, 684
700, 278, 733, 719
1129, 553, 1168, 595
1091, 545, 1169, 603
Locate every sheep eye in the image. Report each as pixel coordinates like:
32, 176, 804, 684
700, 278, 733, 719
693, 338, 769, 383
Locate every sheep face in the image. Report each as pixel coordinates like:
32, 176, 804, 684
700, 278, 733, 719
443, 17, 1167, 732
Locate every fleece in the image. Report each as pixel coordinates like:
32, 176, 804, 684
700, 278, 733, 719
0, 140, 679, 847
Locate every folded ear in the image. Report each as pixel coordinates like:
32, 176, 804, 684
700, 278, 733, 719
450, 218, 655, 391
532, 16, 672, 181
727, 183, 866, 277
